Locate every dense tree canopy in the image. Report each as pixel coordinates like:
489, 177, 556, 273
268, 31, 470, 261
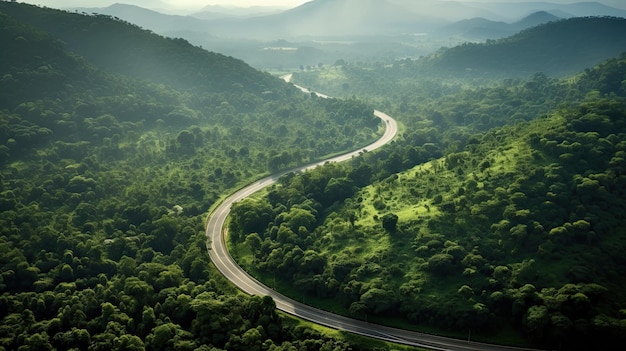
232, 54, 626, 350
0, 3, 386, 351
4, 2, 626, 350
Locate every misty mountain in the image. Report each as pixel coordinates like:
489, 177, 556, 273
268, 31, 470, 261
465, 1, 626, 21
189, 5, 287, 21
389, 0, 626, 21
205, 0, 446, 39
64, 1, 626, 41
71, 3, 210, 34
204, 0, 615, 40
437, 17, 510, 40
514, 10, 561, 30
28, 0, 626, 72
427, 16, 626, 77
388, 0, 502, 22
437, 11, 561, 41
0, 2, 282, 94
24, 0, 170, 11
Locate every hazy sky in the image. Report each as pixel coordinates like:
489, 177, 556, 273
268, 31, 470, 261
168, 0, 311, 6
20, 0, 312, 9
158, 0, 623, 7
19, 0, 626, 11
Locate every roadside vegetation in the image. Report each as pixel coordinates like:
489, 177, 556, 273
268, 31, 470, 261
230, 54, 626, 350
3, 2, 626, 350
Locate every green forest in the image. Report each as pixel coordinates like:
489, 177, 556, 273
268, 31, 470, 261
3, 1, 626, 351
0, 3, 387, 351
230, 33, 626, 351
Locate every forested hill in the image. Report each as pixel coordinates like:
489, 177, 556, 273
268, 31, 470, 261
428, 16, 626, 77
234, 54, 626, 350
0, 3, 384, 350
0, 2, 282, 94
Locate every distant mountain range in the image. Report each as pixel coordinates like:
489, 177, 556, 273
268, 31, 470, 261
205, 0, 444, 39
436, 11, 562, 40
190, 5, 287, 21
388, 0, 626, 21
71, 0, 626, 41
74, 3, 210, 34
52, 0, 626, 70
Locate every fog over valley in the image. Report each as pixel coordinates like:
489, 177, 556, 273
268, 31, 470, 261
27, 0, 626, 70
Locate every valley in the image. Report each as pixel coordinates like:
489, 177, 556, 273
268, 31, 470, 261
1, 1, 626, 351
41, 0, 626, 70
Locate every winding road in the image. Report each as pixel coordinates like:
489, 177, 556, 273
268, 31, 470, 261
205, 76, 543, 351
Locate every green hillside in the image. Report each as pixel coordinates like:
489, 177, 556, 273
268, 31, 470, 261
0, 4, 387, 351
428, 16, 626, 77
0, 1, 279, 94
231, 56, 626, 350
293, 16, 626, 93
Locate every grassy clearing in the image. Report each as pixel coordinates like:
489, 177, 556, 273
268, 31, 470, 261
226, 111, 623, 348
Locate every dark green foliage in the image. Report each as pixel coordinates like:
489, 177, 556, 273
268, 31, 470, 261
428, 17, 626, 78
0, 3, 384, 351
5, 1, 626, 350
0, 2, 280, 95
381, 213, 398, 232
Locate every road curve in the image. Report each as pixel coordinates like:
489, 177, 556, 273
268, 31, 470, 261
205, 77, 543, 351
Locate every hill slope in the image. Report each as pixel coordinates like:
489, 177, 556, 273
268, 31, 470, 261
428, 16, 626, 77
231, 55, 626, 350
206, 0, 445, 39
0, 2, 282, 93
436, 11, 561, 40
0, 4, 385, 351
73, 3, 211, 33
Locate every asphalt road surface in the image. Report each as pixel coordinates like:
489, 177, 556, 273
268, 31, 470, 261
206, 77, 543, 351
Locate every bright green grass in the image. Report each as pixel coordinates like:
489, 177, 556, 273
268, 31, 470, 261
230, 228, 530, 347
225, 118, 575, 348
314, 66, 348, 83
